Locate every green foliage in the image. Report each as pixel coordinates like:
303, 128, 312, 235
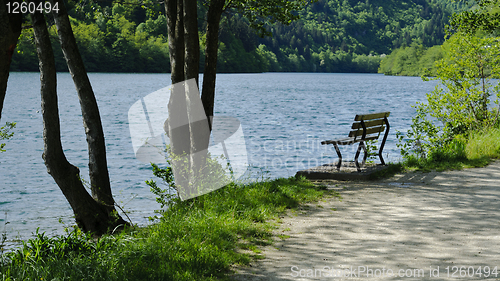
255, 44, 281, 71
426, 33, 500, 129
394, 2, 500, 170
399, 129, 500, 172
449, 0, 500, 35
466, 127, 500, 160
8, 229, 103, 265
10, 0, 461, 73
379, 0, 500, 77
0, 122, 15, 153
0, 174, 335, 280
146, 162, 178, 212
401, 136, 472, 171
11, 7, 170, 73
378, 43, 443, 76
217, 21, 270, 73
1, 228, 123, 279
9, 29, 39, 72
398, 30, 500, 165
397, 108, 440, 159
256, 0, 459, 72
363, 139, 379, 162
352, 54, 383, 73
231, 0, 308, 37
300, 0, 457, 52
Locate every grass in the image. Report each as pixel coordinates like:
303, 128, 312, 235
362, 127, 500, 179
0, 176, 337, 281
466, 127, 500, 160
399, 128, 500, 172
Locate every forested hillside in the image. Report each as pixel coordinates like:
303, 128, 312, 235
10, 0, 461, 73
378, 43, 444, 76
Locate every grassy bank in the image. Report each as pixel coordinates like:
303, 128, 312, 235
400, 128, 500, 172
367, 127, 500, 180
0, 176, 336, 280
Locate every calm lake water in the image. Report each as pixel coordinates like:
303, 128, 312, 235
0, 72, 438, 242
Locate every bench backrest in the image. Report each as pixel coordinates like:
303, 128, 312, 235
348, 112, 390, 142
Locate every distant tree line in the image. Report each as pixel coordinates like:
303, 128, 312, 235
10, 0, 460, 73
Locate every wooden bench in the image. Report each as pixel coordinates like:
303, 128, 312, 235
321, 112, 390, 172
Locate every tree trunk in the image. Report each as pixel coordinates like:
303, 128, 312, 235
183, 0, 199, 84
31, 10, 126, 235
165, 1, 213, 199
183, 0, 209, 188
0, 0, 22, 120
51, 0, 115, 208
165, 0, 191, 193
166, 0, 185, 84
201, 0, 225, 131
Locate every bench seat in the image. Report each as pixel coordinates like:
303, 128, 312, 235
321, 135, 380, 146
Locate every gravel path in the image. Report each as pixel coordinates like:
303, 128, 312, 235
231, 162, 500, 280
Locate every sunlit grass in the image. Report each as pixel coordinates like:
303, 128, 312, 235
0, 176, 336, 281
466, 127, 500, 160
401, 128, 500, 172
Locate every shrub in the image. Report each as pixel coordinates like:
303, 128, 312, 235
398, 31, 500, 162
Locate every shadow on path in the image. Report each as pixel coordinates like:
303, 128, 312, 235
231, 162, 500, 281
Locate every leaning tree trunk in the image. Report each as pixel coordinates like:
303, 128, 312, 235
31, 9, 126, 235
51, 0, 115, 209
0, 0, 22, 120
201, 0, 224, 131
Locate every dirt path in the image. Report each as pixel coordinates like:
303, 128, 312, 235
231, 162, 500, 280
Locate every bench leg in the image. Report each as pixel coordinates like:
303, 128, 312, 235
354, 141, 367, 172
361, 142, 368, 166
379, 153, 386, 166
333, 143, 342, 171
378, 116, 389, 166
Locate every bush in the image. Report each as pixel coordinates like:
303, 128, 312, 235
398, 31, 500, 163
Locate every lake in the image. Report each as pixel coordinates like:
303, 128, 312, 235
0, 72, 437, 242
